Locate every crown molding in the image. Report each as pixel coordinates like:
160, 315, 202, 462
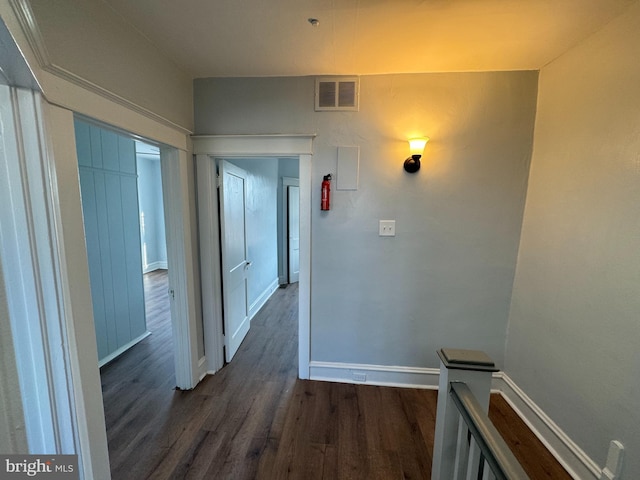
9, 0, 192, 136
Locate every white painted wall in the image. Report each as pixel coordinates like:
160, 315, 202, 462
505, 2, 640, 476
194, 72, 538, 368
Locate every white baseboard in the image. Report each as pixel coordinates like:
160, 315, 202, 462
308, 361, 601, 479
197, 356, 208, 381
309, 361, 440, 389
249, 278, 279, 320
492, 372, 600, 480
98, 331, 151, 367
143, 261, 168, 274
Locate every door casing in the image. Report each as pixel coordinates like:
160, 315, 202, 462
282, 177, 300, 284
194, 134, 314, 379
287, 185, 300, 284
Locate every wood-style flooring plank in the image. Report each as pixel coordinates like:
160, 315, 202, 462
101, 275, 571, 479
489, 393, 573, 480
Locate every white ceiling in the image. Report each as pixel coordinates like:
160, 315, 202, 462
103, 0, 636, 78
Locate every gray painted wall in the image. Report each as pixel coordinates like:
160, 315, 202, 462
137, 153, 167, 272
195, 72, 538, 367
505, 2, 640, 475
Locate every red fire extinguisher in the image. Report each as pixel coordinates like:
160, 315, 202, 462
321, 174, 332, 211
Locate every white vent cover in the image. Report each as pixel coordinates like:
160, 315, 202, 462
315, 77, 359, 111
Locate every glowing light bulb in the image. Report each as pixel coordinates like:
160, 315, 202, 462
409, 137, 429, 156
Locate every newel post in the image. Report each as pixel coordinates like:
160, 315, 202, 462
431, 348, 499, 479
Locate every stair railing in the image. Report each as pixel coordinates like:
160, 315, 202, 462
431, 348, 530, 480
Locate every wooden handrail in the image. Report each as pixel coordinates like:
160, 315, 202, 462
450, 382, 530, 480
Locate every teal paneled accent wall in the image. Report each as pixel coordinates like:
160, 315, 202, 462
75, 119, 147, 363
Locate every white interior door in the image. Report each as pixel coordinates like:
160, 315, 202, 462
219, 160, 251, 362
288, 185, 300, 283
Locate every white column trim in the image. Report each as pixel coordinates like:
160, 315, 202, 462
195, 154, 225, 375
160, 147, 200, 390
42, 100, 112, 480
297, 154, 311, 379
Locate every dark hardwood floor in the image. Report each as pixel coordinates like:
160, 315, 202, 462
100, 272, 571, 479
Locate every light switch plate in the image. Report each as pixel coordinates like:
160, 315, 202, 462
379, 220, 396, 236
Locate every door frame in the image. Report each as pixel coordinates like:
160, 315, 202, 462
29, 108, 198, 480
195, 135, 314, 379
159, 145, 202, 389
74, 115, 202, 390
282, 177, 299, 284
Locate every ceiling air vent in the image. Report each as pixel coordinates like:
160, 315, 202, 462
315, 77, 359, 111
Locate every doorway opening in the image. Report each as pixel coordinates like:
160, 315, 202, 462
282, 175, 300, 285
193, 133, 314, 380
73, 119, 184, 468
74, 120, 172, 369
216, 157, 300, 364
136, 141, 168, 276
134, 139, 172, 384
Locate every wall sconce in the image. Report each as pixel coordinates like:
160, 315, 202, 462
404, 137, 429, 173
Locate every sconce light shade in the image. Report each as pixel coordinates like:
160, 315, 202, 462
409, 138, 428, 156
404, 137, 429, 173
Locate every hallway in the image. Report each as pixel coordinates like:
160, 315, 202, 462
101, 278, 300, 478
100, 269, 175, 475
101, 277, 569, 479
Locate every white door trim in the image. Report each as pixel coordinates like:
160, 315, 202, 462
37, 101, 111, 479
282, 177, 299, 284
194, 134, 314, 379
287, 185, 300, 284
160, 147, 202, 389
195, 155, 225, 375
